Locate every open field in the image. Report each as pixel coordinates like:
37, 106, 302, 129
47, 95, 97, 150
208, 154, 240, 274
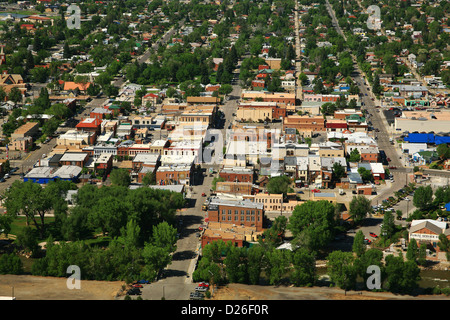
210, 283, 450, 300
1, 274, 450, 300
0, 274, 125, 300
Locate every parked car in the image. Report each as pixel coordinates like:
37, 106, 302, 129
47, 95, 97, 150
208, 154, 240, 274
127, 288, 141, 295
364, 238, 372, 244
132, 284, 143, 288
189, 292, 204, 300
137, 279, 150, 284
195, 286, 208, 292
198, 282, 209, 288
369, 232, 378, 238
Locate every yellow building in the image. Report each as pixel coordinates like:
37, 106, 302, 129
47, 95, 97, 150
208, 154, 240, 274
236, 107, 273, 122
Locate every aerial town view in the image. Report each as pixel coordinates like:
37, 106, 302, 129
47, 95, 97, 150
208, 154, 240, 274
0, 0, 449, 307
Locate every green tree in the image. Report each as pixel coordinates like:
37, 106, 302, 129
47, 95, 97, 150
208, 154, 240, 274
4, 181, 54, 238
117, 219, 141, 249
406, 239, 418, 262
0, 253, 23, 275
291, 248, 316, 287
326, 250, 357, 290
224, 245, 248, 284
8, 87, 22, 104
436, 144, 450, 160
0, 214, 12, 237
266, 175, 291, 195
89, 196, 131, 237
349, 195, 372, 224
332, 162, 346, 181
352, 230, 366, 257
247, 245, 264, 285
438, 233, 450, 261
259, 215, 287, 249
372, 73, 382, 95
16, 227, 41, 258
141, 243, 172, 281
354, 248, 384, 286
413, 185, 433, 211
60, 206, 92, 241
109, 169, 131, 187
384, 255, 420, 294
417, 243, 427, 266
218, 84, 233, 96
289, 201, 337, 252
381, 210, 395, 239
264, 248, 291, 285
142, 171, 156, 186
151, 221, 178, 253
348, 148, 361, 162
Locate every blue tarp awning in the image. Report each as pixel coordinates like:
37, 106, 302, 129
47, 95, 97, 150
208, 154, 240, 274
445, 202, 450, 212
434, 136, 450, 145
404, 133, 435, 144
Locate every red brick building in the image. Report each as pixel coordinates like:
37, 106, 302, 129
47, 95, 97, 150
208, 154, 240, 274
75, 118, 102, 135
360, 147, 380, 162
155, 164, 193, 186
94, 153, 113, 174
219, 167, 255, 183
207, 198, 264, 231
201, 222, 263, 248
238, 101, 286, 119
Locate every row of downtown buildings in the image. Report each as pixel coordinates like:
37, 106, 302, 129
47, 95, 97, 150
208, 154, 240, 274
9, 90, 450, 254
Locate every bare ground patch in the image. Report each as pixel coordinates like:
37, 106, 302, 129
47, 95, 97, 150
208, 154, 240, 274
0, 274, 125, 300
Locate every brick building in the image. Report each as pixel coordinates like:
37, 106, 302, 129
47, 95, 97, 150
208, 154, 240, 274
155, 164, 193, 186
215, 181, 253, 195
283, 115, 326, 134
75, 118, 102, 135
201, 222, 263, 248
207, 197, 264, 231
219, 167, 255, 183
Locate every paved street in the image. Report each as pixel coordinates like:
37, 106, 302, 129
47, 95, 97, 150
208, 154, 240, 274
135, 174, 213, 300
325, 0, 413, 242
132, 64, 241, 301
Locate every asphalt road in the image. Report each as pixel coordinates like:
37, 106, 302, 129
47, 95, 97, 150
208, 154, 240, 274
325, 0, 412, 243
134, 60, 243, 300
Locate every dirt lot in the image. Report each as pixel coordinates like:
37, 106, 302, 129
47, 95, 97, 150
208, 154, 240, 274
0, 274, 125, 300
1, 274, 450, 300
210, 283, 450, 300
